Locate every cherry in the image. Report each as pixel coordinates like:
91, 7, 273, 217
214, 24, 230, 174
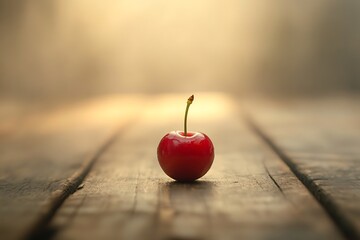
157, 95, 214, 182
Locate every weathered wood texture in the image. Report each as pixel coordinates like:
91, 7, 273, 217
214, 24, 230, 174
0, 96, 144, 240
50, 94, 342, 240
246, 96, 360, 239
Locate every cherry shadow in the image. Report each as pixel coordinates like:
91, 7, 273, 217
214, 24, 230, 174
159, 180, 215, 205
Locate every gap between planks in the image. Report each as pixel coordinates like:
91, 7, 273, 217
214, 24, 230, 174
245, 116, 359, 240
23, 125, 128, 240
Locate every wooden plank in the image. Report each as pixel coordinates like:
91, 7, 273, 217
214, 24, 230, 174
51, 94, 343, 240
0, 95, 144, 240
0, 98, 48, 136
246, 96, 360, 239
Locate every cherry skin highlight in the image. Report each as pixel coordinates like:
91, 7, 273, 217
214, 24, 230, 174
157, 131, 214, 182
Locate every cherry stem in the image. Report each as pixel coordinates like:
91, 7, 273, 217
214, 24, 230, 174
184, 95, 194, 136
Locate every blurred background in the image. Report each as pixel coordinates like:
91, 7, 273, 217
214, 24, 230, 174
0, 0, 359, 101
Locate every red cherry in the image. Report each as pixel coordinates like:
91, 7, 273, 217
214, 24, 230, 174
157, 95, 215, 182
158, 131, 214, 181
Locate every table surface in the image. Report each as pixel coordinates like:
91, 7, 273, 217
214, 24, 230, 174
0, 93, 359, 240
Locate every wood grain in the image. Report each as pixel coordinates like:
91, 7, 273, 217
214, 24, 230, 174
246, 96, 360, 239
50, 94, 343, 240
0, 96, 144, 240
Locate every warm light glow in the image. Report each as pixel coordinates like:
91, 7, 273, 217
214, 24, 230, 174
142, 92, 235, 123
2, 1, 358, 99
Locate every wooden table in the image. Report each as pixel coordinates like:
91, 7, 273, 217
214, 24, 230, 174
0, 93, 359, 240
